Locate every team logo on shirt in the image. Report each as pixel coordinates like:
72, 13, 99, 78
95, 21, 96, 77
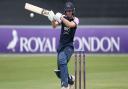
64, 27, 70, 34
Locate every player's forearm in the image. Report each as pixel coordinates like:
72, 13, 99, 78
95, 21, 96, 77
61, 17, 75, 28
51, 20, 58, 28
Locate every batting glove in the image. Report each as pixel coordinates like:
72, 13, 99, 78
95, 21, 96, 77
48, 10, 55, 22
54, 12, 62, 23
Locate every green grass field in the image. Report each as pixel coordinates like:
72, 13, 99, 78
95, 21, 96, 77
0, 54, 128, 89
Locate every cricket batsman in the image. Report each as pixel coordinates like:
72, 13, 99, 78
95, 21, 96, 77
48, 1, 79, 89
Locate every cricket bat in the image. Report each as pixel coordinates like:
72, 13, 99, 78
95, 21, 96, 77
25, 3, 50, 16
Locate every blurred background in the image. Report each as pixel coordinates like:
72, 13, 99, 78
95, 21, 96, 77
0, 0, 128, 25
0, 0, 128, 89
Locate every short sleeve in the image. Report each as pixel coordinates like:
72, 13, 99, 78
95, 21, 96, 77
73, 17, 79, 25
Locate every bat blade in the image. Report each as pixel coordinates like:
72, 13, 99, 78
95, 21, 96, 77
25, 3, 49, 16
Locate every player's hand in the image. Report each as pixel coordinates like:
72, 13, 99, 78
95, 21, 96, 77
48, 10, 55, 22
54, 12, 62, 23
51, 20, 59, 28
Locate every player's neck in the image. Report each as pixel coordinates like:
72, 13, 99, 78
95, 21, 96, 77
65, 15, 74, 19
